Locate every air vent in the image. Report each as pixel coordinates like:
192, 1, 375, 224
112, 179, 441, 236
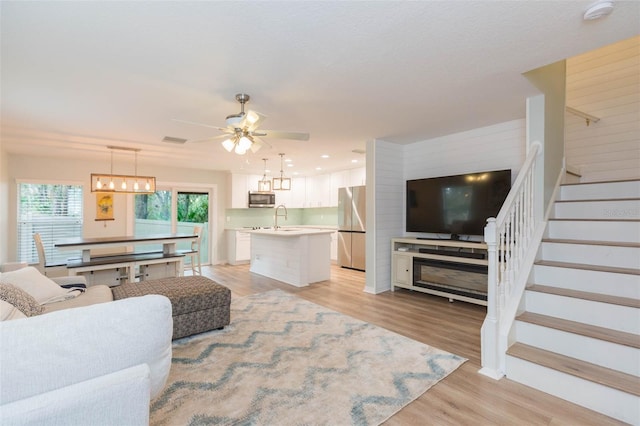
162, 136, 187, 144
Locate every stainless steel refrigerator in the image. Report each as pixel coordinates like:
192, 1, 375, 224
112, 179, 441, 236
338, 185, 366, 271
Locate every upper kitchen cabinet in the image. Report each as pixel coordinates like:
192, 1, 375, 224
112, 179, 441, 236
305, 174, 332, 208
349, 167, 366, 187
228, 173, 263, 208
228, 167, 365, 209
275, 177, 305, 208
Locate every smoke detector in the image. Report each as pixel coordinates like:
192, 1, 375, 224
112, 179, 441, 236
583, 0, 614, 20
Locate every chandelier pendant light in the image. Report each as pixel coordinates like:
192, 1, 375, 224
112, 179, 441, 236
272, 153, 291, 191
91, 146, 156, 193
257, 158, 272, 192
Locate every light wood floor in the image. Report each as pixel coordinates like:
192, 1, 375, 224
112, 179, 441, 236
201, 264, 624, 425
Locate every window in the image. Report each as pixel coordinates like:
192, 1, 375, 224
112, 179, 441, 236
18, 183, 83, 265
134, 189, 210, 263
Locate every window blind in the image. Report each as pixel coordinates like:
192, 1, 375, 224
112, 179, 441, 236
18, 183, 83, 265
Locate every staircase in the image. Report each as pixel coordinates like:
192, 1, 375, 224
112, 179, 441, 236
505, 179, 640, 425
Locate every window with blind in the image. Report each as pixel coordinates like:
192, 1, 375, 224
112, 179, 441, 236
18, 183, 84, 265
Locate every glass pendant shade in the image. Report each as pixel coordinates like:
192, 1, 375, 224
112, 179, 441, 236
222, 139, 235, 152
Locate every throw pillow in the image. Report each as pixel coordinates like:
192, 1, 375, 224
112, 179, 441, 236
0, 266, 75, 304
0, 283, 44, 317
0, 299, 28, 321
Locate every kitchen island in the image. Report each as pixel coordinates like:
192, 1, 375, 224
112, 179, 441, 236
245, 228, 334, 287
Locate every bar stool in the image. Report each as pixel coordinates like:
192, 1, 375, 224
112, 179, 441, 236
178, 226, 202, 276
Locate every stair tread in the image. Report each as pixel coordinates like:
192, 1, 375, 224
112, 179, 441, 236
548, 218, 640, 222
507, 343, 640, 396
536, 260, 640, 276
517, 311, 640, 349
561, 178, 640, 186
555, 197, 640, 203
527, 284, 640, 309
542, 238, 640, 248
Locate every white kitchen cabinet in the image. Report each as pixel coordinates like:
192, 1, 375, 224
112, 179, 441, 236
226, 230, 251, 265
330, 231, 338, 262
275, 177, 306, 208
305, 174, 331, 207
228, 174, 266, 208
330, 171, 349, 206
349, 167, 366, 187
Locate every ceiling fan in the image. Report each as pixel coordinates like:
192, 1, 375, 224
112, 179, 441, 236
173, 93, 310, 155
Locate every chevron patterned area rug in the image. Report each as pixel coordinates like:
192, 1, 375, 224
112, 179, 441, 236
150, 289, 466, 426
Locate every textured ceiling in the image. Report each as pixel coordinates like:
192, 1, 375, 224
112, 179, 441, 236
1, 1, 639, 176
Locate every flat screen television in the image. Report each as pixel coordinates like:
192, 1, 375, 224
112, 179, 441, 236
406, 169, 511, 238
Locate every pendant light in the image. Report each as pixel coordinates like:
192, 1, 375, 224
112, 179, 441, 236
257, 158, 272, 192
91, 146, 156, 193
272, 153, 291, 191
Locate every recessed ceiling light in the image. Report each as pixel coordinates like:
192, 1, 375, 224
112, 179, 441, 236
351, 159, 358, 163
321, 154, 329, 159
316, 167, 322, 171
287, 164, 294, 167
293, 171, 299, 175
284, 158, 292, 163
583, 0, 614, 20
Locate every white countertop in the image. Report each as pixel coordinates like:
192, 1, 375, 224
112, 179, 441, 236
244, 228, 335, 237
227, 225, 337, 232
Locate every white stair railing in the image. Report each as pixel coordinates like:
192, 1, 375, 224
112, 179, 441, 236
479, 141, 544, 379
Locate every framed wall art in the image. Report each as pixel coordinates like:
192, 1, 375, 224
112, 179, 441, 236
95, 193, 115, 221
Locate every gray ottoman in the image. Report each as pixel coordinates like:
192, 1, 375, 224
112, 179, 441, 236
112, 276, 231, 339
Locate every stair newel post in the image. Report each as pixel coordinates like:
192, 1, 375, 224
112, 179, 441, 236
479, 218, 504, 378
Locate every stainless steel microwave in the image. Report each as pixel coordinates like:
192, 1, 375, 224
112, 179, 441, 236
248, 191, 276, 208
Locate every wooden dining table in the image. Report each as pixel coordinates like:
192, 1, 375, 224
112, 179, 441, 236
55, 233, 198, 262
55, 233, 199, 285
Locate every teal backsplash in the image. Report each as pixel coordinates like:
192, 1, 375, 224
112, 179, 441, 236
225, 207, 337, 228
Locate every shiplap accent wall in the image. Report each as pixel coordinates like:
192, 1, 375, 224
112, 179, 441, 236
404, 119, 526, 182
369, 121, 525, 292
565, 36, 640, 182
368, 139, 404, 294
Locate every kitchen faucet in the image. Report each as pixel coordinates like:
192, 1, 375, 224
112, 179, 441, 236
274, 204, 288, 229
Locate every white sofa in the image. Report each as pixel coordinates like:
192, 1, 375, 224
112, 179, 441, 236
0, 267, 173, 425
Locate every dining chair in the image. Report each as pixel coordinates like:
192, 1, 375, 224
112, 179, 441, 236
33, 233, 51, 275
179, 226, 202, 276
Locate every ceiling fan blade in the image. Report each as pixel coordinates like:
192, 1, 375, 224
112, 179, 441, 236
245, 110, 267, 132
187, 134, 232, 144
250, 137, 272, 153
255, 130, 310, 141
172, 118, 229, 132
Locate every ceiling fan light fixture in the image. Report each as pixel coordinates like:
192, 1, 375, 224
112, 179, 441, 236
226, 114, 244, 127
234, 144, 247, 155
221, 138, 235, 152
246, 110, 260, 125
238, 135, 253, 151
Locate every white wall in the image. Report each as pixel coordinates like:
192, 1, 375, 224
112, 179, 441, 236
365, 139, 404, 294
565, 35, 640, 182
0, 145, 8, 263
524, 60, 567, 214
5, 153, 229, 264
